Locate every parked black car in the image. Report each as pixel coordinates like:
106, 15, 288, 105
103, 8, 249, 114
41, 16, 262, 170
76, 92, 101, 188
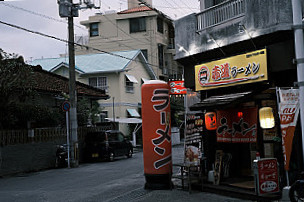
84, 130, 133, 162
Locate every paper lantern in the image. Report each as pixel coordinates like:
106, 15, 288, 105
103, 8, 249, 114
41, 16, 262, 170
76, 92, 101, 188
237, 112, 243, 118
205, 112, 217, 130
259, 107, 275, 129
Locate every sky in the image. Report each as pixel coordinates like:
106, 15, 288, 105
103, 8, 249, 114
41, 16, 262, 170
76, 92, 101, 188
0, 0, 200, 62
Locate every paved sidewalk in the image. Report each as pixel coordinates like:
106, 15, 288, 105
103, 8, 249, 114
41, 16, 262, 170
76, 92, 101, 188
106, 187, 251, 202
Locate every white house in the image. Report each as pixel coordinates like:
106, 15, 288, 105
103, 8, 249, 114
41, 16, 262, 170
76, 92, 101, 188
30, 50, 156, 138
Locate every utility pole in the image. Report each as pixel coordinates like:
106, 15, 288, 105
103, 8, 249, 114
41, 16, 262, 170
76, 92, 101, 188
58, 0, 100, 167
68, 10, 78, 167
291, 0, 304, 169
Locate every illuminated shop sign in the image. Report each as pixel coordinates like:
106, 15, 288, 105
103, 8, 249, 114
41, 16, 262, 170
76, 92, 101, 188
195, 49, 268, 91
168, 80, 187, 95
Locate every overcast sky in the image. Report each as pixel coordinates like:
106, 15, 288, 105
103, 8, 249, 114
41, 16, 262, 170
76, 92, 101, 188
0, 0, 200, 62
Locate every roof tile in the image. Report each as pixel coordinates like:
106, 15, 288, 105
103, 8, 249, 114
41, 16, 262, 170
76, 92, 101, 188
118, 6, 153, 14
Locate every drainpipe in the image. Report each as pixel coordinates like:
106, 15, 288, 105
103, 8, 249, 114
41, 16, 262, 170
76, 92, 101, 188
291, 0, 304, 169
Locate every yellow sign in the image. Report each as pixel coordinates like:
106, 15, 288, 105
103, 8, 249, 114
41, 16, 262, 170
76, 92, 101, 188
195, 49, 268, 91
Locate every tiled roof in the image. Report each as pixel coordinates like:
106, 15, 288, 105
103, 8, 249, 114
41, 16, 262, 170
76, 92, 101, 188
30, 50, 140, 74
30, 66, 109, 99
118, 6, 153, 14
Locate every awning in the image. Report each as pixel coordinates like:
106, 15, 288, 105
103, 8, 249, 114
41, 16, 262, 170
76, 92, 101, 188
125, 74, 138, 83
127, 108, 140, 117
106, 118, 142, 124
190, 91, 253, 111
141, 78, 150, 83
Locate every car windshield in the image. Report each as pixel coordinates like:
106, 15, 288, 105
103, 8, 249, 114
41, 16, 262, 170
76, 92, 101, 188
106, 131, 125, 142
85, 132, 106, 143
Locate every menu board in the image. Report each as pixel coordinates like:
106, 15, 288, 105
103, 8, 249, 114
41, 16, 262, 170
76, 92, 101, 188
253, 158, 279, 195
184, 114, 203, 164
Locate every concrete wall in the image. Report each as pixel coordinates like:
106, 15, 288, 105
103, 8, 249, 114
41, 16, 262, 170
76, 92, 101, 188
175, 0, 294, 60
0, 142, 61, 177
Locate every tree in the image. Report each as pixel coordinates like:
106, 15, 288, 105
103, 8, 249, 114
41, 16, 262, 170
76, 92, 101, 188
170, 96, 185, 127
77, 97, 103, 126
0, 49, 35, 129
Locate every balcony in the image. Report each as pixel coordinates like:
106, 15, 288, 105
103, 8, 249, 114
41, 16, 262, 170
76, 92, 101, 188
196, 0, 246, 31
174, 0, 294, 61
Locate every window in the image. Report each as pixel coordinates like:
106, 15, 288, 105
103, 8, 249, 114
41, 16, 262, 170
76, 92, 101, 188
89, 76, 108, 91
141, 49, 148, 61
130, 17, 146, 33
125, 74, 138, 93
126, 80, 134, 93
157, 17, 164, 33
158, 44, 164, 69
117, 133, 124, 142
90, 23, 99, 37
100, 111, 108, 122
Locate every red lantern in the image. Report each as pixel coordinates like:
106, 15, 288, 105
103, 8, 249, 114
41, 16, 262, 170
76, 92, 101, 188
237, 112, 243, 118
205, 112, 217, 130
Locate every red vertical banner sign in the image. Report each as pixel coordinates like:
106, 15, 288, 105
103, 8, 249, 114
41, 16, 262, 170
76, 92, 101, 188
141, 80, 172, 189
216, 108, 258, 143
277, 88, 300, 171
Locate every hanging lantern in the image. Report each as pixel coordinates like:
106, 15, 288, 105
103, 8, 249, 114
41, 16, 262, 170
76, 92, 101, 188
205, 112, 217, 130
237, 112, 243, 118
259, 107, 275, 129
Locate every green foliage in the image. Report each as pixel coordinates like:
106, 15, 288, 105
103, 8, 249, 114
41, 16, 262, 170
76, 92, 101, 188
170, 96, 185, 127
0, 49, 35, 129
77, 97, 103, 126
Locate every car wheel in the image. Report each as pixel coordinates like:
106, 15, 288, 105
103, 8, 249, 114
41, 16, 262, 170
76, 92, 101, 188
127, 149, 133, 158
108, 152, 114, 162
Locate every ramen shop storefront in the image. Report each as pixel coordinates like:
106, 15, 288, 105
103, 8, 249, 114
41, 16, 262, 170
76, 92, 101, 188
190, 48, 283, 193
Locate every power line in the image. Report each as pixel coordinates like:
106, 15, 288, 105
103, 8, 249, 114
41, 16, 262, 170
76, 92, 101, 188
0, 19, 161, 69
0, 2, 87, 31
0, 0, 161, 66
175, 0, 198, 13
95, 2, 162, 62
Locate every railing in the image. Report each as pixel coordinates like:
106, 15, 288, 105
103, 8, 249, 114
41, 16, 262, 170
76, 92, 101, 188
196, 0, 246, 31
0, 126, 113, 146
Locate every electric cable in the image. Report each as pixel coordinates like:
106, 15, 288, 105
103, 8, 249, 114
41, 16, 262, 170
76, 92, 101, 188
0, 1, 87, 31
0, 19, 161, 69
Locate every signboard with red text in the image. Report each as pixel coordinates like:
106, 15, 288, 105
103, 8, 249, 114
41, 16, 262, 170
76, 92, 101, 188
169, 80, 187, 95
254, 158, 279, 195
195, 49, 267, 91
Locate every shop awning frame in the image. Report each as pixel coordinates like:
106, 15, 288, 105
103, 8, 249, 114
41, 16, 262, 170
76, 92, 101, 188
189, 91, 253, 111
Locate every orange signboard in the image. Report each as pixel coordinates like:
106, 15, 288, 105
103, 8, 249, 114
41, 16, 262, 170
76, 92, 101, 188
278, 88, 300, 171
195, 49, 268, 91
141, 81, 172, 175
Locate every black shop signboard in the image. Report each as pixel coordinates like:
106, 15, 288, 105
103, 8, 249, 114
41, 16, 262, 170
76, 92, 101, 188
184, 114, 203, 164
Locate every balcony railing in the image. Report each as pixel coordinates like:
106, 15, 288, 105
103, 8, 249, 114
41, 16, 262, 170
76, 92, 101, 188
196, 0, 246, 31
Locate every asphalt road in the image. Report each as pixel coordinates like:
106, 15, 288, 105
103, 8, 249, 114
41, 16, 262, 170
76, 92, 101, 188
0, 144, 250, 202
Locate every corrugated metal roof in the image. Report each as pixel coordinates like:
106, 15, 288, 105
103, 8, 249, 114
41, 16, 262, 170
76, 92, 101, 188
30, 50, 140, 74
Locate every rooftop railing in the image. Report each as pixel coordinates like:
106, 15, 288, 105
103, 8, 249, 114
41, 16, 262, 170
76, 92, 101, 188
196, 0, 246, 31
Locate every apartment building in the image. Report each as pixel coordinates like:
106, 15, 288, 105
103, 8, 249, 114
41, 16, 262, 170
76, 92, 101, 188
76, 0, 182, 81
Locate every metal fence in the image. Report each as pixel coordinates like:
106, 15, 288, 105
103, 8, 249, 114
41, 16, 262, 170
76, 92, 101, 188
196, 0, 246, 31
